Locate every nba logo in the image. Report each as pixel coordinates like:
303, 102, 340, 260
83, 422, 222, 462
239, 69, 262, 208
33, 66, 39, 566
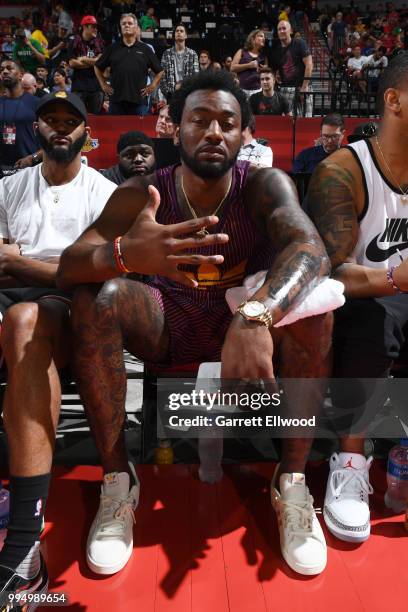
34, 499, 42, 517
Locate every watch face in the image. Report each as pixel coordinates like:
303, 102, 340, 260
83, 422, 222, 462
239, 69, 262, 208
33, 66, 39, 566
243, 301, 265, 317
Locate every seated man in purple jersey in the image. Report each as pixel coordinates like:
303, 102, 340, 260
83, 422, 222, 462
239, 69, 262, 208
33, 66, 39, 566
57, 71, 332, 578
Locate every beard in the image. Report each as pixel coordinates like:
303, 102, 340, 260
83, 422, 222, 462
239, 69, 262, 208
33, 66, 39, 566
37, 129, 88, 163
179, 137, 239, 179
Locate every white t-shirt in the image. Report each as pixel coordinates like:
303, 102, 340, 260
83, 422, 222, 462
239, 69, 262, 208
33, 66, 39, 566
365, 54, 388, 78
0, 164, 117, 259
347, 56, 368, 71
237, 138, 273, 167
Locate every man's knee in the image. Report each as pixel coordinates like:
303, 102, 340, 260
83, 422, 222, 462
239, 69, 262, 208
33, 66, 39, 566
1, 302, 42, 347
71, 279, 136, 328
286, 311, 333, 358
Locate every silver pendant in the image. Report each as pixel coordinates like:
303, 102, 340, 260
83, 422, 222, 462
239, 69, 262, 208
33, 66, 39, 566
400, 194, 408, 204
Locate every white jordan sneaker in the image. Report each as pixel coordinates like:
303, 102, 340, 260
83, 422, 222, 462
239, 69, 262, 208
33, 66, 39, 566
324, 452, 373, 543
271, 466, 327, 575
87, 463, 140, 575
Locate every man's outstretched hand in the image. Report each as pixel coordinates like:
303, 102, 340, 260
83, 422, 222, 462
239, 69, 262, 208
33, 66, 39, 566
120, 185, 229, 287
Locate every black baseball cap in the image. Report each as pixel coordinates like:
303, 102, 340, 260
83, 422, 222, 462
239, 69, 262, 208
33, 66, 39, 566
36, 91, 88, 123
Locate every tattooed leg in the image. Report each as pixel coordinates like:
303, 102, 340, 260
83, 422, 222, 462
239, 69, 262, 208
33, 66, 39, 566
274, 312, 333, 478
70, 279, 170, 476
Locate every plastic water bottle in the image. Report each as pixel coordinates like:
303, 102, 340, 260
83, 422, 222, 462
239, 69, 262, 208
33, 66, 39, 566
0, 481, 10, 549
154, 439, 174, 465
198, 437, 223, 484
384, 439, 408, 514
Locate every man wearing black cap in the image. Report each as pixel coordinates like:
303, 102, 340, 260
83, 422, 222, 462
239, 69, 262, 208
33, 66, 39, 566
100, 130, 156, 185
0, 91, 116, 604
68, 15, 105, 114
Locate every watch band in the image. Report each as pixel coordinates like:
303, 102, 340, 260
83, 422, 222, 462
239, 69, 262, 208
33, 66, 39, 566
258, 309, 274, 329
237, 301, 274, 330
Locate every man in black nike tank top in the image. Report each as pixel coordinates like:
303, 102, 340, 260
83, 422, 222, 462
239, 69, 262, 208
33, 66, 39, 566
309, 54, 408, 545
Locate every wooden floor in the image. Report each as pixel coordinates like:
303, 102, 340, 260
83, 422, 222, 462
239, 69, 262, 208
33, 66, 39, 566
35, 461, 408, 611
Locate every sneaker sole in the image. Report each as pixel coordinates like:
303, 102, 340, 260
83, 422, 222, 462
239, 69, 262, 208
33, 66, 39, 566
323, 507, 370, 543
86, 541, 133, 575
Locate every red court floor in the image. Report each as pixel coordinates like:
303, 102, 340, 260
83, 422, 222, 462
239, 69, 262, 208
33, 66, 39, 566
35, 461, 407, 612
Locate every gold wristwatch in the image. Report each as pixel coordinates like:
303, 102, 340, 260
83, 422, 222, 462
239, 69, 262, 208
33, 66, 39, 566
236, 300, 273, 329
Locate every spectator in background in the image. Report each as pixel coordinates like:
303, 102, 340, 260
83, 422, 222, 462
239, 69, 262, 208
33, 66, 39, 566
47, 26, 73, 77
274, 20, 313, 116
199, 50, 212, 71
55, 1, 73, 34
293, 113, 345, 174
279, 5, 291, 23
362, 45, 388, 92
140, 7, 159, 32
231, 29, 268, 97
330, 12, 348, 55
95, 13, 163, 115
307, 0, 321, 35
36, 65, 50, 90
160, 24, 199, 102
34, 76, 48, 98
237, 114, 273, 167
12, 28, 46, 75
21, 72, 37, 95
347, 46, 368, 92
155, 104, 176, 138
249, 67, 291, 115
69, 15, 104, 114
199, 50, 221, 71
52, 67, 71, 93
1, 34, 14, 58
0, 58, 40, 170
221, 55, 233, 71
100, 131, 156, 185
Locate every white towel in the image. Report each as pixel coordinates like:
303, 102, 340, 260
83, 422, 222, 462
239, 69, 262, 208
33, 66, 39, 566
225, 272, 345, 327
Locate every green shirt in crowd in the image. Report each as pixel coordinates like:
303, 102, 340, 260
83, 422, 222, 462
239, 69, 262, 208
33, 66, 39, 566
140, 15, 157, 31
13, 38, 45, 74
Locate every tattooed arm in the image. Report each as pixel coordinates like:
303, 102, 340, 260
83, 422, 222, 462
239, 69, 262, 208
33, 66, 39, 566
247, 167, 331, 323
307, 151, 360, 269
308, 147, 404, 298
221, 167, 330, 379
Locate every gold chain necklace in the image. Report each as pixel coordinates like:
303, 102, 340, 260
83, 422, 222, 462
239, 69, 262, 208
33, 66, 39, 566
375, 136, 408, 204
181, 175, 232, 237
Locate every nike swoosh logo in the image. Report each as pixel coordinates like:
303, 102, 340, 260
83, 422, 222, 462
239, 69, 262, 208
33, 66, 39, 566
365, 236, 408, 262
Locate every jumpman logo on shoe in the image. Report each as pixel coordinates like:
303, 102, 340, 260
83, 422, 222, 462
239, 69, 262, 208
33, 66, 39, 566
344, 458, 357, 470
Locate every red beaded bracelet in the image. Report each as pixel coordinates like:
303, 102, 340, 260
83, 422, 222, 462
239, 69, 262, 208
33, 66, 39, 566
113, 236, 131, 274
